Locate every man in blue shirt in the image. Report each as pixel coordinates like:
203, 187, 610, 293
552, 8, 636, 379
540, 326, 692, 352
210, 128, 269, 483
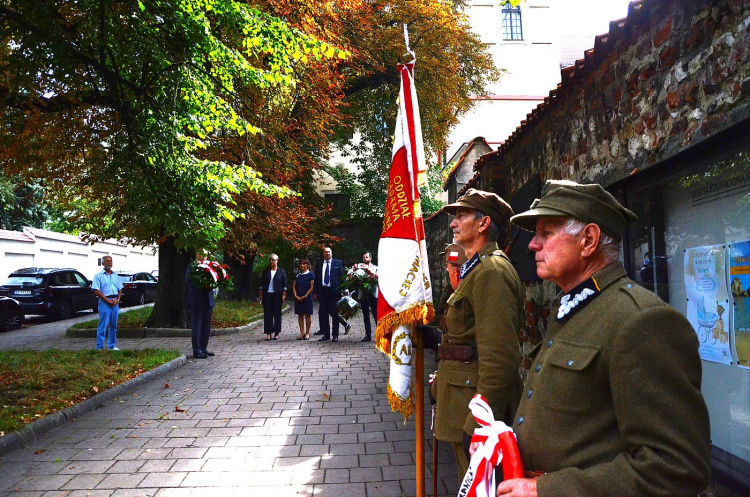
92, 255, 124, 350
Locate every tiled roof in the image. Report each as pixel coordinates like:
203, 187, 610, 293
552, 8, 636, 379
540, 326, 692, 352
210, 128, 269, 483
472, 0, 649, 181
443, 137, 492, 189
0, 229, 34, 243
23, 226, 87, 244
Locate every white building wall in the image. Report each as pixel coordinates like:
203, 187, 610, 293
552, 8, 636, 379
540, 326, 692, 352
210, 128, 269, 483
0, 227, 158, 281
446, 0, 562, 160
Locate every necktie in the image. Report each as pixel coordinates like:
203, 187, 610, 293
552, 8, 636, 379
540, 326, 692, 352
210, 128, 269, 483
324, 261, 330, 285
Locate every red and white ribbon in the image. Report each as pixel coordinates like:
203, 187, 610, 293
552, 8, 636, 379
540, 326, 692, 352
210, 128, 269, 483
457, 394, 524, 497
198, 261, 219, 283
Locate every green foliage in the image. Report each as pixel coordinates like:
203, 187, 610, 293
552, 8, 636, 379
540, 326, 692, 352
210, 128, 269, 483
0, 0, 344, 250
0, 175, 62, 231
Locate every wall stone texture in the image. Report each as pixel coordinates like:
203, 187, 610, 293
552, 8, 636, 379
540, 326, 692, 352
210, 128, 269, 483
471, 0, 750, 354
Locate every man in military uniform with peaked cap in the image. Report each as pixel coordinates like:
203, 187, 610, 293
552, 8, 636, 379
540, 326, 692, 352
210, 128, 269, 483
496, 180, 710, 497
434, 188, 524, 480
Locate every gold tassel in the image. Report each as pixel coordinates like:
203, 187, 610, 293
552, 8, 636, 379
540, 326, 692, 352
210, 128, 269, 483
387, 383, 414, 419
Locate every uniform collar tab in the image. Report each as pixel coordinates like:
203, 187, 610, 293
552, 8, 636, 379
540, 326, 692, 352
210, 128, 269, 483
460, 253, 481, 280
556, 277, 601, 321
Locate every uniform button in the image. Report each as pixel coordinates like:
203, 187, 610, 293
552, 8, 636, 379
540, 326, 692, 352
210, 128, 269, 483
534, 364, 541, 372
481, 255, 485, 259
567, 360, 575, 367
547, 339, 553, 347
526, 389, 533, 399
465, 380, 471, 385
625, 283, 633, 289
517, 416, 524, 425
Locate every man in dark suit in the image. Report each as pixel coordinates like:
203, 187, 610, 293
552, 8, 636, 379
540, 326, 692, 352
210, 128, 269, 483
186, 251, 216, 359
313, 246, 344, 342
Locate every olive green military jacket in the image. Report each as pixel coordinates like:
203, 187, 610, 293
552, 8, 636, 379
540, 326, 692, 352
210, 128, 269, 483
435, 242, 523, 442
514, 263, 711, 497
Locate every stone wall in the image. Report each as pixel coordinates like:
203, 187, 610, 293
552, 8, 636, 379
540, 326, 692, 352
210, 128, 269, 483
424, 210, 452, 310
475, 0, 750, 355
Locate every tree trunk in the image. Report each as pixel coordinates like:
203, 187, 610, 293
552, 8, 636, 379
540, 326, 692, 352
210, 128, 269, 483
220, 251, 256, 301
144, 235, 192, 328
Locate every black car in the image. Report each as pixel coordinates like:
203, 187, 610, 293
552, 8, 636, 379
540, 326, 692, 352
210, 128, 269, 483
0, 268, 98, 320
0, 297, 24, 331
118, 272, 158, 306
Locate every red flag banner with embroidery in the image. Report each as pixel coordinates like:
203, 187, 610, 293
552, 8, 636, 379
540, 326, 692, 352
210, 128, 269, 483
376, 60, 434, 419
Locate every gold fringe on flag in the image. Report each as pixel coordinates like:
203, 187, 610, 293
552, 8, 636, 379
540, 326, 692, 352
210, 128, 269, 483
388, 383, 414, 420
375, 302, 435, 355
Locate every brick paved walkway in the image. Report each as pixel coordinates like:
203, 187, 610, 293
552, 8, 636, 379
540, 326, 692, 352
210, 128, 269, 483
0, 304, 459, 496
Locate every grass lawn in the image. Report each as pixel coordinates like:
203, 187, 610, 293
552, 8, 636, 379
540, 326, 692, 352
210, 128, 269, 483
0, 348, 181, 435
70, 300, 263, 329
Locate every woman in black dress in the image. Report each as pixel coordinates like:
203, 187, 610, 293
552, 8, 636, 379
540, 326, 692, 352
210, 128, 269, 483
293, 258, 315, 340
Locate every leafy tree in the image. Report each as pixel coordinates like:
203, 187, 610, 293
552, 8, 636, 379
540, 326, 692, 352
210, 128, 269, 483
286, 0, 505, 217
0, 0, 343, 326
0, 175, 61, 231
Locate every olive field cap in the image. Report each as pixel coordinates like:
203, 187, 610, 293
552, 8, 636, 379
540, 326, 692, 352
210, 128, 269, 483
439, 243, 468, 267
442, 188, 514, 226
510, 180, 638, 241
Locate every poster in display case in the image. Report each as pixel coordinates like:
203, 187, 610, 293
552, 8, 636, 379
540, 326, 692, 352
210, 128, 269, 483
684, 244, 732, 364
729, 240, 750, 368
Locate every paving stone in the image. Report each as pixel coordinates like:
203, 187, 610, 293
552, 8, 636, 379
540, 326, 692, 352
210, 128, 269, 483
366, 480, 402, 497
349, 467, 382, 483
138, 459, 176, 473
323, 468, 349, 483
112, 489, 159, 497
311, 482, 366, 496
108, 460, 146, 473
138, 472, 188, 487
61, 473, 107, 489
97, 473, 147, 489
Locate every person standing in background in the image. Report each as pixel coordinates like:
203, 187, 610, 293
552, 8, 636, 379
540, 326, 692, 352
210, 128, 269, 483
260, 253, 287, 341
186, 250, 216, 358
358, 251, 378, 343
92, 255, 123, 351
293, 258, 314, 340
313, 247, 344, 342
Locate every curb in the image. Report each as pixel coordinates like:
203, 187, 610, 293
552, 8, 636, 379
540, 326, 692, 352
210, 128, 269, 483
66, 305, 290, 338
0, 355, 187, 456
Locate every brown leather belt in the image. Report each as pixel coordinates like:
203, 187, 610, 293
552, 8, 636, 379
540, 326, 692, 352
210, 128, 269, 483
437, 345, 477, 361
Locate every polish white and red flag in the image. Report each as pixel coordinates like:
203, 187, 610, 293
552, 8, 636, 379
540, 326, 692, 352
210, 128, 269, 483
375, 59, 434, 419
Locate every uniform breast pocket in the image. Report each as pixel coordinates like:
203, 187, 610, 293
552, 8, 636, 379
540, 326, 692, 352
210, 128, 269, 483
446, 291, 471, 336
540, 340, 601, 415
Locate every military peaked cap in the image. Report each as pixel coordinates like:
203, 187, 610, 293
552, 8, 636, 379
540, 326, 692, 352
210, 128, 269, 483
511, 180, 638, 241
439, 243, 468, 267
442, 188, 513, 226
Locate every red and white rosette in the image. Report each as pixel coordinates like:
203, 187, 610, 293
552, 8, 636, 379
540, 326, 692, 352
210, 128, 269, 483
457, 394, 524, 497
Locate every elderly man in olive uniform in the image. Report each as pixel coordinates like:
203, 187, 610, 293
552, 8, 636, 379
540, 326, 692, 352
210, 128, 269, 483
497, 180, 710, 497
435, 189, 524, 480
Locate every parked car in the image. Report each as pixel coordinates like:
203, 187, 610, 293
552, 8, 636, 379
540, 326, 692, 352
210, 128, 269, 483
151, 269, 159, 280
0, 296, 24, 331
118, 272, 158, 306
0, 268, 98, 319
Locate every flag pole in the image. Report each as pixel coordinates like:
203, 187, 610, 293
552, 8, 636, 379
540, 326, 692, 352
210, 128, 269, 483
414, 323, 425, 497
